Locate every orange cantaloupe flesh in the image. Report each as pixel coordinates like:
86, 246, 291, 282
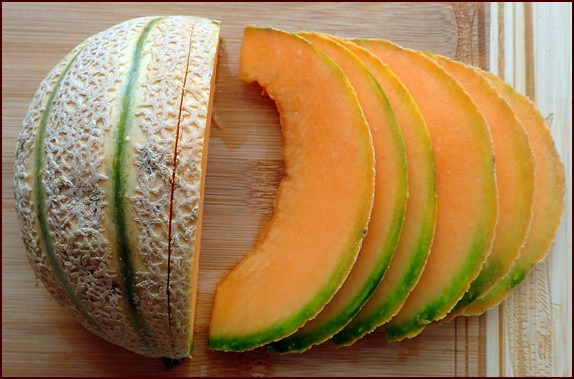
208, 26, 376, 352
428, 54, 536, 321
357, 39, 498, 341
332, 38, 437, 346
268, 32, 408, 353
463, 72, 565, 316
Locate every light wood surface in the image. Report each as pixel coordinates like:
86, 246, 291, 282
484, 3, 572, 376
2, 2, 570, 376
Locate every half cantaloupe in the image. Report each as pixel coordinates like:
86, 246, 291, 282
463, 72, 565, 316
208, 26, 376, 352
427, 54, 536, 321
268, 32, 408, 353
331, 38, 437, 347
13, 16, 220, 359
355, 39, 498, 341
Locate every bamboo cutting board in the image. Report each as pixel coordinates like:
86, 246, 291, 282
2, 2, 571, 377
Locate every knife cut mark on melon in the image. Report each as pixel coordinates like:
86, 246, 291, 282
15, 16, 220, 358
167, 19, 220, 356
208, 26, 375, 352
166, 20, 195, 344
111, 17, 162, 345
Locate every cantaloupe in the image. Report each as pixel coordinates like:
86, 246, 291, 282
267, 32, 408, 353
16, 18, 565, 359
13, 16, 220, 359
208, 26, 376, 352
463, 72, 565, 316
331, 38, 437, 347
356, 39, 498, 341
428, 55, 536, 321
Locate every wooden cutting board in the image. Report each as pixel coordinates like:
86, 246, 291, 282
2, 2, 571, 376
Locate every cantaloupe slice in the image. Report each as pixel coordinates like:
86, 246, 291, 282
356, 39, 498, 341
463, 72, 565, 316
427, 55, 536, 321
208, 26, 376, 352
268, 32, 408, 353
13, 16, 220, 358
331, 38, 437, 347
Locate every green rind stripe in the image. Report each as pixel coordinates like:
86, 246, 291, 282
210, 30, 374, 352
268, 62, 408, 354
383, 228, 493, 341
450, 259, 505, 312
270, 173, 406, 352
112, 17, 162, 346
34, 47, 104, 333
332, 217, 435, 346
269, 229, 398, 353
208, 224, 368, 352
466, 259, 531, 313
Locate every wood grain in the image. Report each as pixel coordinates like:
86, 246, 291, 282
2, 2, 570, 377
485, 3, 572, 376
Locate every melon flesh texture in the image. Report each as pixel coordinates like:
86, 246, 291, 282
357, 39, 498, 341
208, 27, 376, 352
463, 72, 565, 316
429, 55, 536, 321
332, 38, 437, 347
268, 32, 408, 353
13, 16, 220, 359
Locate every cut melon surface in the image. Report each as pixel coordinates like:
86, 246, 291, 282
268, 32, 408, 354
13, 16, 220, 358
463, 72, 565, 316
16, 17, 565, 360
331, 38, 437, 347
208, 26, 376, 352
429, 55, 536, 321
356, 39, 498, 341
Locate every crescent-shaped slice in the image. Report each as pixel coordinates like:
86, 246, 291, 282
268, 31, 408, 353
356, 39, 498, 341
332, 38, 436, 347
463, 72, 565, 316
208, 26, 376, 352
428, 55, 536, 321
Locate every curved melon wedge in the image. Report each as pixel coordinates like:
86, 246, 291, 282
331, 38, 436, 347
428, 55, 536, 321
208, 26, 376, 352
357, 39, 498, 341
268, 32, 408, 354
463, 72, 565, 316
